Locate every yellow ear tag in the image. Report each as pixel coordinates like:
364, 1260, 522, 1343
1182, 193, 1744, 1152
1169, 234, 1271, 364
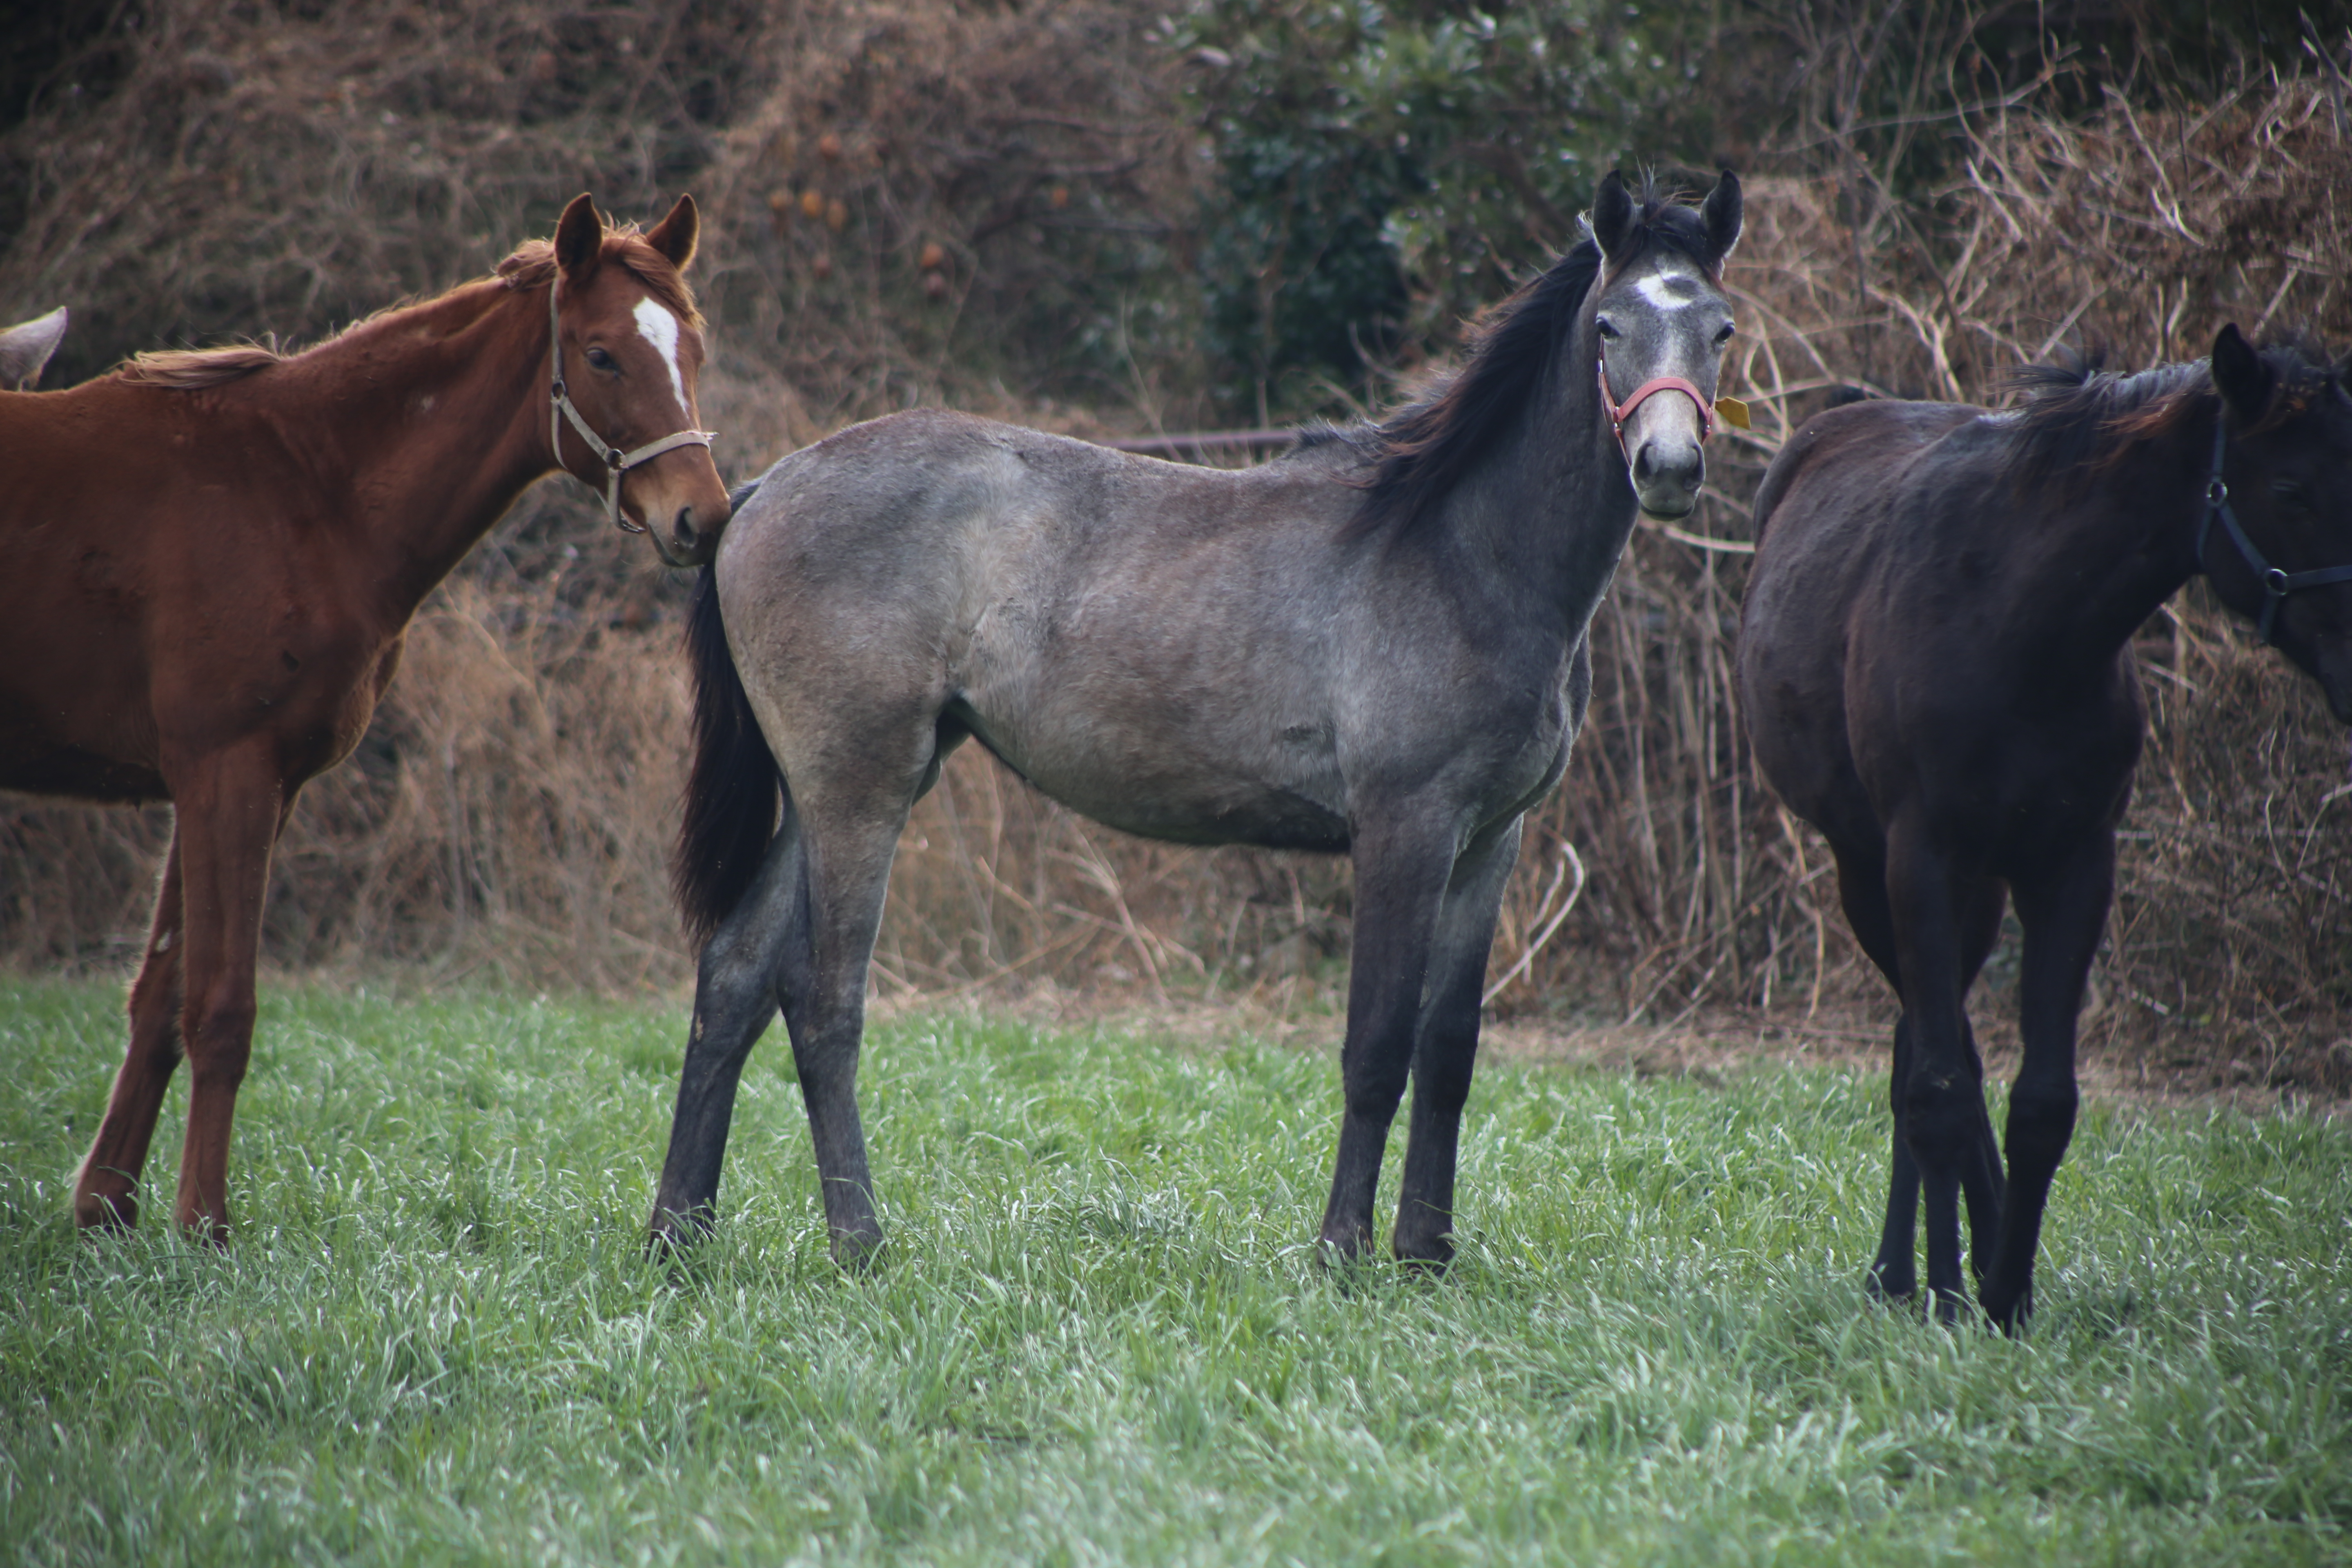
1714, 396, 1751, 430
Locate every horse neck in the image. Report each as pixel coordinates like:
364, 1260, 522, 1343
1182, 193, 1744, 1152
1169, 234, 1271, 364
1433, 323, 1637, 635
2008, 402, 2212, 669
270, 280, 555, 617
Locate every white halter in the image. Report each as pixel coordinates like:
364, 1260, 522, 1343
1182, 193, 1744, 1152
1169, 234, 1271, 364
548, 280, 715, 534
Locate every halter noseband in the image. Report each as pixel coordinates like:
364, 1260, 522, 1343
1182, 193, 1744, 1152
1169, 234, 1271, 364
548, 281, 715, 535
1598, 356, 1715, 461
2194, 414, 2352, 646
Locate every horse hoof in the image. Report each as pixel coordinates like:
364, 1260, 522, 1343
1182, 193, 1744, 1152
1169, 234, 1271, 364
168, 1214, 231, 1251
1925, 1285, 1973, 1327
647, 1202, 717, 1258
1391, 1232, 1455, 1275
1315, 1225, 1377, 1268
829, 1228, 885, 1273
1980, 1281, 2033, 1336
1864, 1265, 1915, 1306
73, 1189, 136, 1233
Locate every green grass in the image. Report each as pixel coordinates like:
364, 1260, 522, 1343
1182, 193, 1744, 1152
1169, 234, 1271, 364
1, 978, 2347, 1566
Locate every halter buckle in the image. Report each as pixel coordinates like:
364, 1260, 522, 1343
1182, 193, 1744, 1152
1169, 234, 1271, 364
2206, 477, 2228, 506
2264, 566, 2291, 595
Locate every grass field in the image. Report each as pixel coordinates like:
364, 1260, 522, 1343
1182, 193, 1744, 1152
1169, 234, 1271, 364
0, 978, 2346, 1565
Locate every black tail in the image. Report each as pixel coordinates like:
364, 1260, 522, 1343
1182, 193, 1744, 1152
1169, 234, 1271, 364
672, 563, 782, 946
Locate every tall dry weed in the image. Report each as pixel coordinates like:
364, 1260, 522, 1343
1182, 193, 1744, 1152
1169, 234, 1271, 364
5, 7, 2350, 1086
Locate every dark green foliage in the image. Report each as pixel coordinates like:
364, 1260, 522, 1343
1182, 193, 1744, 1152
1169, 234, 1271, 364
1176, 0, 1708, 417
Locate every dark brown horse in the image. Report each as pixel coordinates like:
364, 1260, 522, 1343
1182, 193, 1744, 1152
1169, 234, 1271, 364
1740, 325, 2352, 1330
2, 195, 731, 1241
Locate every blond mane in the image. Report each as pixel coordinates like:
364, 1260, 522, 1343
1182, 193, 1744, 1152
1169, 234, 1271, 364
118, 219, 700, 391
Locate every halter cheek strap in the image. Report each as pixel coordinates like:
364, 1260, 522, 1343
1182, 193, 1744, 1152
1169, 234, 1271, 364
1598, 357, 1715, 460
2194, 415, 2352, 646
548, 281, 716, 535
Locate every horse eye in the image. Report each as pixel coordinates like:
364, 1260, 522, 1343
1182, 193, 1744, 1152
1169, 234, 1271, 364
1715, 323, 1736, 345
1596, 318, 1621, 341
2271, 479, 2308, 508
586, 347, 618, 373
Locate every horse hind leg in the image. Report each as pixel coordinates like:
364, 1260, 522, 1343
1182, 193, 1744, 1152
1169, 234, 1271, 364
1836, 837, 2006, 1311
1882, 820, 2007, 1324
769, 784, 931, 1269
72, 839, 188, 1230
1951, 880, 2011, 1290
649, 810, 806, 1251
1826, 843, 1922, 1303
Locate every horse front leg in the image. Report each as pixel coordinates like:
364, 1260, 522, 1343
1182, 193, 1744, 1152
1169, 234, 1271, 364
72, 838, 187, 1230
1319, 812, 1457, 1262
159, 745, 288, 1244
1391, 818, 1522, 1268
1981, 835, 2108, 1334
649, 816, 803, 1251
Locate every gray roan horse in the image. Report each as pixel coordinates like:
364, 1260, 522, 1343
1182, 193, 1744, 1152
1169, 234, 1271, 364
653, 171, 1744, 1265
1740, 325, 2352, 1331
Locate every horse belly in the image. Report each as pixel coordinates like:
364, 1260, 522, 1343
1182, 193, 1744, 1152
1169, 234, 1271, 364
1073, 779, 1351, 853
958, 698, 1350, 853
0, 727, 168, 802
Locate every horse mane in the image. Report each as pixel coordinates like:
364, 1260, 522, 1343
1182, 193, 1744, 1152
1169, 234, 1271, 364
2002, 333, 2338, 492
118, 344, 287, 388
118, 220, 699, 392
1343, 181, 1720, 541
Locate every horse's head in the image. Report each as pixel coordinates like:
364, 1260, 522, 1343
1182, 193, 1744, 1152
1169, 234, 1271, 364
544, 194, 732, 567
2204, 324, 2352, 720
1587, 170, 1742, 521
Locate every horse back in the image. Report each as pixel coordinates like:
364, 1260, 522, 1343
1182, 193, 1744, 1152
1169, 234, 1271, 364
1750, 397, 1982, 550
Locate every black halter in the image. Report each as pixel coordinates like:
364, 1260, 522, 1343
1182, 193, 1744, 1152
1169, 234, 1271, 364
2194, 413, 2352, 646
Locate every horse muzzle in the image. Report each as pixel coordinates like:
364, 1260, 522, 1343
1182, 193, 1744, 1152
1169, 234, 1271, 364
648, 495, 730, 568
631, 464, 733, 568
1629, 431, 1706, 521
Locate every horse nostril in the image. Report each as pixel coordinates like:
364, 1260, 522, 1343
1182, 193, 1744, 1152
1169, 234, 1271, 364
673, 508, 699, 549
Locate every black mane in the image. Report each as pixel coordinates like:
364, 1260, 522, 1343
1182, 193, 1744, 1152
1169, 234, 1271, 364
2002, 334, 2340, 492
2000, 352, 2212, 492
1344, 186, 1721, 541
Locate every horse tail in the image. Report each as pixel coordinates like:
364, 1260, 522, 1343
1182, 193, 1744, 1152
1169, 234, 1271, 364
672, 561, 782, 946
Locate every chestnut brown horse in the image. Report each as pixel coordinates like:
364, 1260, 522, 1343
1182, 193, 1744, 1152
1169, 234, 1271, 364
2, 194, 731, 1241
1740, 325, 2352, 1331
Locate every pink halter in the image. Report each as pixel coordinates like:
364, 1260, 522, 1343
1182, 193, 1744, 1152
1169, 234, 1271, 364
1597, 356, 1715, 459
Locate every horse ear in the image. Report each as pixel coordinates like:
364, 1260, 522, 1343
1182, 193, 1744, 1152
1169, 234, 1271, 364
555, 193, 604, 286
2212, 323, 2273, 425
1700, 169, 1742, 266
644, 194, 699, 272
1590, 170, 1635, 261
0, 306, 66, 390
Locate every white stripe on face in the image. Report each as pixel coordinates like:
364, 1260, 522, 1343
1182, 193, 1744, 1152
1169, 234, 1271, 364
632, 297, 689, 412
